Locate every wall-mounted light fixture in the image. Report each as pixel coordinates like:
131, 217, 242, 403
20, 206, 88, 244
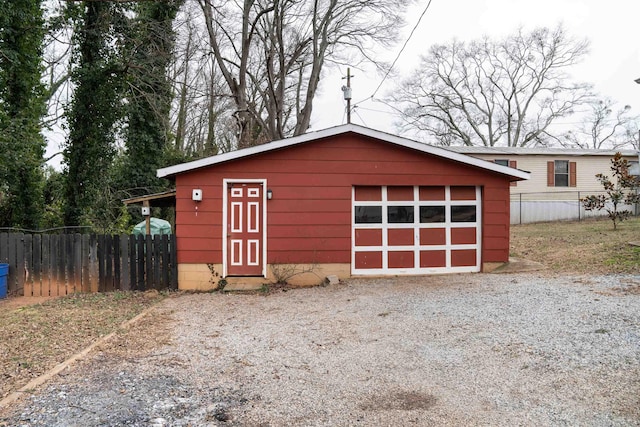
267, 189, 273, 200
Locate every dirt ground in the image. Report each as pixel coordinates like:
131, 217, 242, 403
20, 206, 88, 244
0, 296, 57, 310
0, 292, 164, 401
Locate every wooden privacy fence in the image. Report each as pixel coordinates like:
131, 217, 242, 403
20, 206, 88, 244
0, 233, 177, 297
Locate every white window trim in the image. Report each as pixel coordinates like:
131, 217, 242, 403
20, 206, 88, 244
351, 186, 482, 275
554, 160, 570, 187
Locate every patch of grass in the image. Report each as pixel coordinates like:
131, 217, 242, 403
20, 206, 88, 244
511, 217, 640, 274
605, 246, 640, 272
0, 291, 164, 400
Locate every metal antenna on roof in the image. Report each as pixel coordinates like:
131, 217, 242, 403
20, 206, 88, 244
341, 68, 354, 124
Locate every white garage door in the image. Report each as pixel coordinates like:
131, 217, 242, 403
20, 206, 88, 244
352, 185, 481, 275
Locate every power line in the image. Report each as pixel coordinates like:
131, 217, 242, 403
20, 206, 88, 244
352, 107, 369, 127
354, 0, 434, 108
370, 97, 410, 117
355, 105, 404, 116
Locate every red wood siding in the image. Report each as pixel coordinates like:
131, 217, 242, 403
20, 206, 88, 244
174, 133, 512, 266
481, 186, 510, 263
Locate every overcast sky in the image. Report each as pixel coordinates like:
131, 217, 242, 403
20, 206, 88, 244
311, 0, 640, 136
44, 0, 640, 167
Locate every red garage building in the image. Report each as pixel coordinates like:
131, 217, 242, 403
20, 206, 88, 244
157, 125, 529, 289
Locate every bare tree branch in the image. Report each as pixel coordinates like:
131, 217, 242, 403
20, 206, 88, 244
391, 25, 592, 147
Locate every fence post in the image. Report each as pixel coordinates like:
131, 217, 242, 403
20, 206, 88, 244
519, 193, 522, 225
578, 191, 581, 221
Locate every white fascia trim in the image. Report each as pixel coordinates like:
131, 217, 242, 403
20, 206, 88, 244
157, 124, 531, 181
447, 146, 639, 157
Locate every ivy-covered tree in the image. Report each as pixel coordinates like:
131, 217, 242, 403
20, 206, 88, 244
116, 0, 183, 199
63, 1, 125, 227
581, 152, 640, 230
0, 0, 47, 228
41, 166, 65, 229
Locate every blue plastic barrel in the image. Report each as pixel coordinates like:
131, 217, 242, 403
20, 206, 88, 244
0, 263, 8, 299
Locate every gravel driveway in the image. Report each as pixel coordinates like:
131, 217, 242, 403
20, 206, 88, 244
2, 273, 639, 426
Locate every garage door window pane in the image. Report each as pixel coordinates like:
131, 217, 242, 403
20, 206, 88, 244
388, 206, 414, 223
451, 206, 476, 222
355, 206, 382, 223
420, 206, 445, 223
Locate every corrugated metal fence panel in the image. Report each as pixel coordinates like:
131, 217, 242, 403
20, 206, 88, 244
510, 191, 639, 224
